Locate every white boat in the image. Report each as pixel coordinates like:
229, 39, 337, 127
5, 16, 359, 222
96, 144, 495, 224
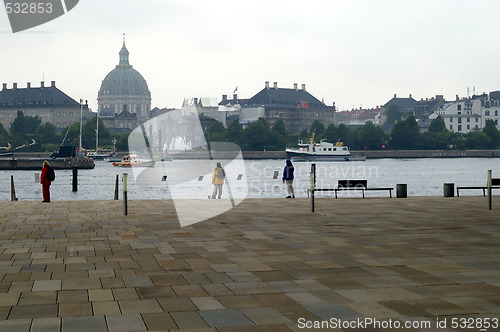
86, 149, 116, 160
112, 154, 155, 167
285, 132, 366, 162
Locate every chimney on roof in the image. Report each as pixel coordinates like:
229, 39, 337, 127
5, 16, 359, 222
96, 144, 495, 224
13, 83, 17, 90
456, 94, 459, 101
273, 82, 278, 89
27, 82, 31, 89
265, 81, 269, 89
41, 81, 45, 88
2, 83, 6, 90
301, 84, 306, 91
233, 94, 238, 103
294, 83, 298, 90
222, 94, 227, 103
51, 81, 55, 88
409, 94, 412, 98
394, 93, 397, 98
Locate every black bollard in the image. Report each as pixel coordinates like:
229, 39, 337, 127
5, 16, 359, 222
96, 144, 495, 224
114, 174, 119, 200
123, 173, 128, 216
310, 163, 316, 212
396, 184, 407, 198
443, 183, 454, 197
11, 175, 17, 201
72, 167, 78, 192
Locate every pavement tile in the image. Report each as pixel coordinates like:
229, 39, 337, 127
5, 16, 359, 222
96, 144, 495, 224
0, 319, 31, 332
18, 291, 56, 305
172, 285, 209, 298
136, 286, 175, 299
57, 290, 88, 304
106, 314, 147, 332
62, 316, 107, 332
122, 276, 154, 288
141, 312, 178, 330
157, 297, 197, 312
191, 296, 225, 310
32, 280, 61, 292
304, 303, 363, 320
91, 301, 121, 316
31, 317, 61, 332
112, 288, 139, 301
118, 299, 163, 314
8, 303, 58, 319
88, 289, 114, 302
240, 307, 293, 325
198, 309, 254, 327
58, 302, 93, 317
171, 311, 210, 329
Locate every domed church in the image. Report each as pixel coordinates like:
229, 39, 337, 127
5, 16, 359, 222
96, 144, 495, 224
98, 36, 151, 123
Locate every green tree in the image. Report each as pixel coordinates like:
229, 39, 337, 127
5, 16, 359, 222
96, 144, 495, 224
310, 119, 325, 136
404, 115, 420, 149
226, 120, 243, 146
389, 120, 410, 149
384, 104, 401, 125
351, 121, 385, 150
483, 119, 500, 148
242, 118, 271, 150
269, 119, 288, 150
36, 122, 60, 145
207, 121, 227, 142
428, 115, 446, 133
0, 123, 10, 146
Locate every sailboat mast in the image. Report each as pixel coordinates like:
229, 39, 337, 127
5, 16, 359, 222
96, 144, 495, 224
96, 111, 99, 151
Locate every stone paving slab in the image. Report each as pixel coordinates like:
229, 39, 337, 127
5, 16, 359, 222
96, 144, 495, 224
0, 197, 499, 331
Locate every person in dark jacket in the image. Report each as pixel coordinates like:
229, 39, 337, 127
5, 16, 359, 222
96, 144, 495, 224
282, 159, 295, 198
40, 160, 52, 202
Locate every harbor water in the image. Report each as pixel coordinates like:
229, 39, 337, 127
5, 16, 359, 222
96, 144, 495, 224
1, 158, 499, 201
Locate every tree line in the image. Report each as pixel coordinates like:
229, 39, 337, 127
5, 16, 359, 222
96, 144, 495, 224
205, 116, 500, 150
0, 111, 129, 152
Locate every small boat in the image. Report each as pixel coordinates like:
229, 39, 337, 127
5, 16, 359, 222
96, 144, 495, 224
86, 149, 117, 160
112, 154, 155, 167
285, 132, 366, 162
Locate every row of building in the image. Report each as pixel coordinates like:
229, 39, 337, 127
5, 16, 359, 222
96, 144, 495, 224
1, 38, 499, 141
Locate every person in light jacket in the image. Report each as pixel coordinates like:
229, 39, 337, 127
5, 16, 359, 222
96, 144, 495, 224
282, 159, 295, 198
40, 160, 52, 202
211, 162, 225, 199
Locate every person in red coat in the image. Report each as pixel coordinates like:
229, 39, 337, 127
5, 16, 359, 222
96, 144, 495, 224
40, 160, 52, 202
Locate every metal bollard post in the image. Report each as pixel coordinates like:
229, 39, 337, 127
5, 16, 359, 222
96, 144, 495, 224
123, 173, 128, 215
11, 176, 17, 201
72, 167, 78, 192
114, 174, 119, 200
310, 163, 316, 212
488, 170, 492, 210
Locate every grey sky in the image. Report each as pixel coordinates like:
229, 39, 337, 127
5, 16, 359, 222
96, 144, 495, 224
1, 0, 499, 112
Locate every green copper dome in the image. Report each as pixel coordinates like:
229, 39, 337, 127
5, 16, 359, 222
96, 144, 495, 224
98, 41, 151, 98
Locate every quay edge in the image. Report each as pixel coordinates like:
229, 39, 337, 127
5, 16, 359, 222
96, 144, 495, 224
0, 158, 95, 170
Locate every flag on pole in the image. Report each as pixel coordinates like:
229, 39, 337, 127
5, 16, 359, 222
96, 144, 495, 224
233, 86, 238, 94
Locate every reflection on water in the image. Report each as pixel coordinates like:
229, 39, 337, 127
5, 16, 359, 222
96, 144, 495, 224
0, 158, 498, 201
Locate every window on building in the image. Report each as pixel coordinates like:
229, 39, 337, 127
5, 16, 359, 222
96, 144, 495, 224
485, 110, 491, 116
467, 125, 470, 130
458, 125, 462, 131
496, 120, 499, 125
467, 118, 470, 122
458, 118, 462, 124
495, 110, 499, 116
457, 105, 461, 111
450, 125, 453, 130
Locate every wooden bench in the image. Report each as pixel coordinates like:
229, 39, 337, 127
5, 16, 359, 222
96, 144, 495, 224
456, 178, 500, 197
314, 180, 393, 198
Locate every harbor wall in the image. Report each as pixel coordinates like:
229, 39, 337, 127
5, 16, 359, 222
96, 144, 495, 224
0, 158, 95, 170
9, 149, 500, 161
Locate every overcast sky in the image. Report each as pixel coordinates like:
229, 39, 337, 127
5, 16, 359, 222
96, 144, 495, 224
1, 0, 500, 112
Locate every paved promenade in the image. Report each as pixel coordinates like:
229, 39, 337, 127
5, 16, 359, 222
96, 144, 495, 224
0, 196, 499, 331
